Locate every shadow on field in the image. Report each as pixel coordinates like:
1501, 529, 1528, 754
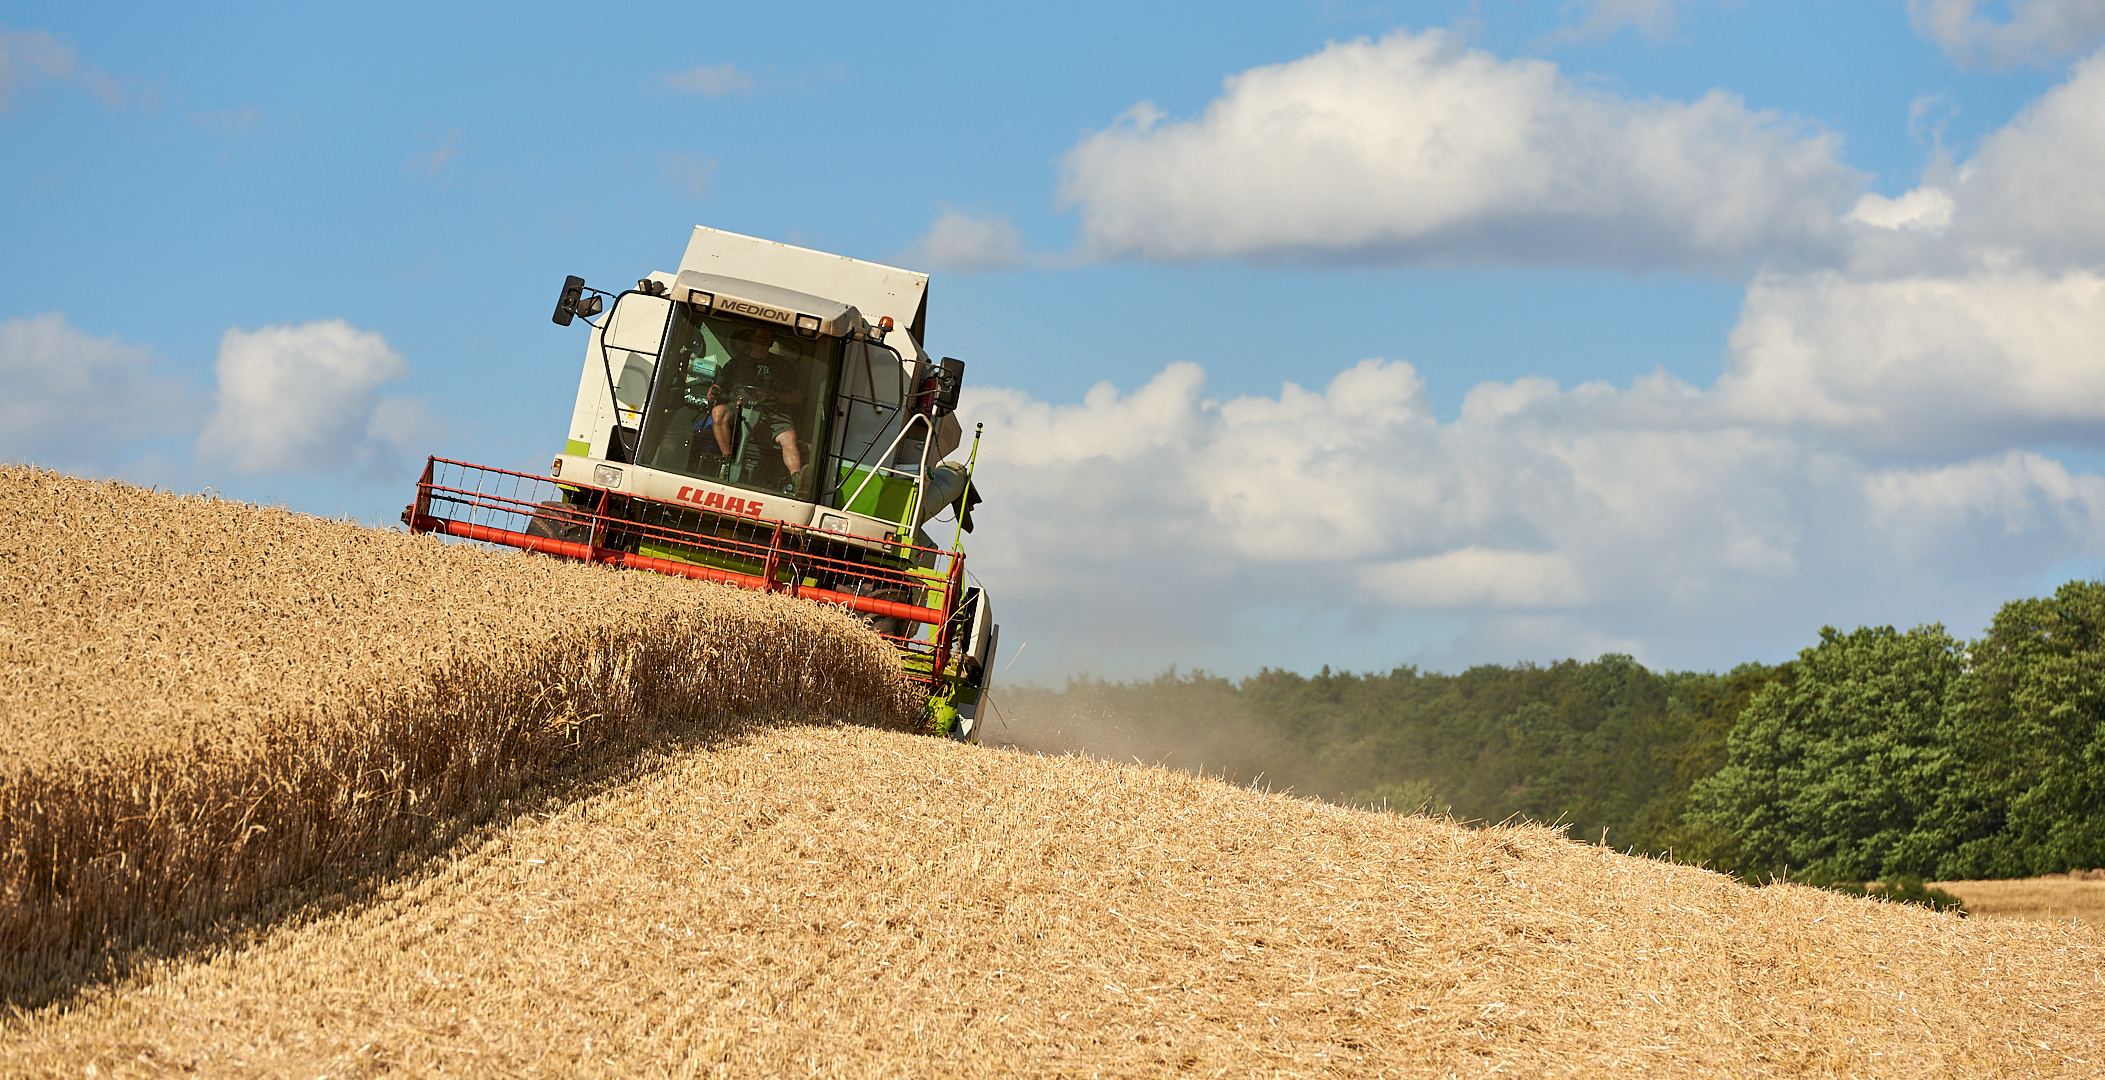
3, 712, 882, 1016
0, 468, 929, 1015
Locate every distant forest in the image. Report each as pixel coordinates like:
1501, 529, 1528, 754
994, 580, 2105, 885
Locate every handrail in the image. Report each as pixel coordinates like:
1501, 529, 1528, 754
840, 411, 938, 526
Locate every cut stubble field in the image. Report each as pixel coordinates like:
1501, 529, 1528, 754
4, 468, 2104, 1077
10, 725, 2105, 1077
1930, 877, 2105, 928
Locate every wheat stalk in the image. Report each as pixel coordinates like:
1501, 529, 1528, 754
0, 465, 918, 1002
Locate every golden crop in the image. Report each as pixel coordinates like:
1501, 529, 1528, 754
0, 465, 917, 1002
1932, 875, 2105, 927
8, 722, 2104, 1077
6, 465, 2103, 1076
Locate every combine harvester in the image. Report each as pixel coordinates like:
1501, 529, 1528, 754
403, 227, 999, 738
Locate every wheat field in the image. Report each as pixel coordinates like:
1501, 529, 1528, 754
1931, 877, 2105, 928
6, 467, 2104, 1076
0, 466, 917, 1004
6, 722, 2101, 1077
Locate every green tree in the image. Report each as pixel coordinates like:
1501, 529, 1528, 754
1929, 580, 2105, 878
1687, 625, 1960, 882
1625, 661, 1789, 874
1500, 654, 1675, 843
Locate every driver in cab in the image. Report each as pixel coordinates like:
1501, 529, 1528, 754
711, 324, 805, 478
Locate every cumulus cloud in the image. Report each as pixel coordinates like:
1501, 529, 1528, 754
1845, 187, 1955, 233
1056, 25, 2105, 276
0, 25, 122, 110
1057, 28, 1861, 273
916, 209, 1025, 272
194, 320, 435, 478
1835, 48, 2104, 273
1909, 0, 2105, 70
0, 313, 202, 468
1725, 50, 2105, 458
1940, 47, 2105, 263
1716, 268, 2105, 454
963, 358, 2105, 681
966, 18, 2105, 681
1362, 549, 1588, 609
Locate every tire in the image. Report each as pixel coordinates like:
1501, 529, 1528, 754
524, 500, 590, 545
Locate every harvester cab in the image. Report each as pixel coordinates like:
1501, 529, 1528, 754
405, 226, 999, 739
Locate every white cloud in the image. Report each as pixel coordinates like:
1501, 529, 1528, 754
1845, 187, 1955, 233
1053, 26, 2105, 277
1866, 451, 2105, 561
1361, 549, 1588, 608
1939, 47, 2105, 264
0, 313, 202, 468
194, 320, 433, 478
1909, 0, 2105, 70
963, 358, 2105, 681
1057, 28, 1862, 273
1716, 268, 2105, 453
0, 26, 121, 110
657, 63, 754, 97
964, 19, 2105, 682
916, 209, 1025, 272
979, 33, 2105, 671
1759, 48, 2105, 461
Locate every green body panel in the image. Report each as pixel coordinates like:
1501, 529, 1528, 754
921, 682, 986, 741
834, 466, 917, 524
566, 438, 591, 456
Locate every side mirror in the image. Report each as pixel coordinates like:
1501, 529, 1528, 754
934, 357, 965, 415
552, 275, 586, 326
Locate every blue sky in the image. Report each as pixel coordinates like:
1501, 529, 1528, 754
7, 1, 2105, 683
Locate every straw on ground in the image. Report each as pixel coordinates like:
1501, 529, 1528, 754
0, 466, 917, 1003
7, 722, 2103, 1077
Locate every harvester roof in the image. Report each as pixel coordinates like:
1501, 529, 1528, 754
678, 225, 930, 347
672, 269, 862, 339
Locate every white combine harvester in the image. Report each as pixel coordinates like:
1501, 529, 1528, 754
404, 226, 998, 738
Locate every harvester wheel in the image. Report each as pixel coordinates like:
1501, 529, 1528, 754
836, 578, 915, 638
524, 500, 590, 545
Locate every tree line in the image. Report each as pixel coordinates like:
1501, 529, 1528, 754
1000, 580, 2105, 885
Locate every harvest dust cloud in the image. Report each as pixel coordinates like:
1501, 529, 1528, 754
983, 679, 1299, 786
